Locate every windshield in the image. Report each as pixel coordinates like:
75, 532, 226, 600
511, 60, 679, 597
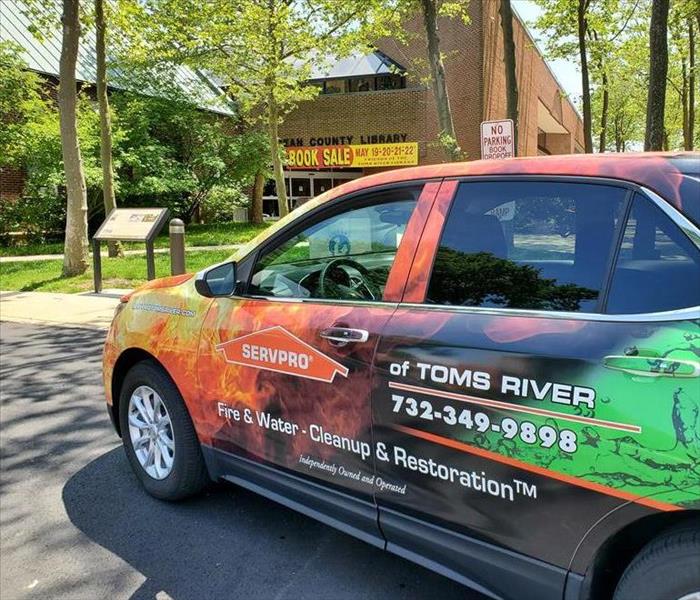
229, 189, 338, 262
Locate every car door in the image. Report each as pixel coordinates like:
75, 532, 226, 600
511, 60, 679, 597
371, 178, 700, 598
195, 181, 442, 542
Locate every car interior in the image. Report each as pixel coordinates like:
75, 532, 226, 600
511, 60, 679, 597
247, 195, 419, 301
605, 194, 700, 313
428, 184, 700, 313
427, 183, 627, 311
220, 182, 700, 314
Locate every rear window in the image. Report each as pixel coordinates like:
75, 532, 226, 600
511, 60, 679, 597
425, 181, 627, 312
605, 193, 700, 313
677, 174, 700, 228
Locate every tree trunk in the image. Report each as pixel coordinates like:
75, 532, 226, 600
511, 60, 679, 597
644, 0, 669, 151
614, 117, 623, 152
499, 0, 518, 155
577, 0, 593, 153
682, 57, 690, 150
421, 0, 461, 161
688, 18, 695, 150
268, 100, 288, 218
599, 68, 609, 152
250, 170, 264, 224
59, 0, 89, 277
95, 0, 121, 257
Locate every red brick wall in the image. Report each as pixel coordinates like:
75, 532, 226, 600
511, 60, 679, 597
481, 0, 585, 155
281, 2, 583, 167
282, 5, 486, 165
376, 2, 485, 162
0, 167, 25, 203
280, 88, 433, 165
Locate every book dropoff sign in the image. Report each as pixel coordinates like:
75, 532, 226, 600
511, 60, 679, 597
480, 119, 515, 160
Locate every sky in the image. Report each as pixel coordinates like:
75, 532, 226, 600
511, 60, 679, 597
511, 1, 583, 105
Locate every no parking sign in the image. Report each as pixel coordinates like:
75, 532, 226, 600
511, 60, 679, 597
480, 119, 515, 159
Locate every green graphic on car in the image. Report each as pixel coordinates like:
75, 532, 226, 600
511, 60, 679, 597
438, 320, 700, 508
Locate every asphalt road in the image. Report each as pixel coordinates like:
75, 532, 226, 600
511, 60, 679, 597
0, 321, 483, 600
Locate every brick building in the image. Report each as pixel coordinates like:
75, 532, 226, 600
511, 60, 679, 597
273, 0, 584, 213
2, 0, 584, 215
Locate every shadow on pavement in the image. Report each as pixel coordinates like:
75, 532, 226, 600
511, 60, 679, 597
0, 322, 477, 599
62, 449, 473, 600
0, 324, 110, 500
0, 323, 105, 406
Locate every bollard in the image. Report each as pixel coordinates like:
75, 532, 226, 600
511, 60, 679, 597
169, 218, 186, 275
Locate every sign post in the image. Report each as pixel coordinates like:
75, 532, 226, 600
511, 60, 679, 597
92, 208, 169, 293
480, 119, 515, 160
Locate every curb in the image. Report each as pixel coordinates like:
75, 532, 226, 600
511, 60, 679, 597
0, 243, 242, 263
0, 317, 111, 331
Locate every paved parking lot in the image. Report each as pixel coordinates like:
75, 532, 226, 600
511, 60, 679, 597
0, 321, 482, 600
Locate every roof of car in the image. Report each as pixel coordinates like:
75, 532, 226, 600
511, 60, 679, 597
233, 153, 698, 264
325, 152, 700, 215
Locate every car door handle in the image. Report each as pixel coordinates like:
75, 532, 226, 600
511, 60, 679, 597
603, 355, 700, 377
319, 327, 369, 346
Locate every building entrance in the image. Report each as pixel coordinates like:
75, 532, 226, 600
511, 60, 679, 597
263, 170, 364, 216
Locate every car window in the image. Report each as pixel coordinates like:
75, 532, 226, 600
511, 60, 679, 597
606, 193, 700, 313
426, 181, 627, 312
248, 188, 420, 301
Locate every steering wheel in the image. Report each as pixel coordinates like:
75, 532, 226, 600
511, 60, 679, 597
318, 258, 380, 300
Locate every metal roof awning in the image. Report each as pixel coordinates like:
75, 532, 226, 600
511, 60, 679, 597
0, 0, 235, 115
307, 51, 405, 81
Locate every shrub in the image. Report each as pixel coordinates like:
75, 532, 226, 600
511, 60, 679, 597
200, 185, 250, 222
0, 193, 66, 244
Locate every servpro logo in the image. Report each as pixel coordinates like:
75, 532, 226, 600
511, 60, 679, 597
215, 326, 349, 383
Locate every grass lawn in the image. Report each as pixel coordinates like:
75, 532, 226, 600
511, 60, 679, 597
0, 249, 233, 293
0, 222, 270, 257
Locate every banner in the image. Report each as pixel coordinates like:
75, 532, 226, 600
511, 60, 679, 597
285, 142, 419, 169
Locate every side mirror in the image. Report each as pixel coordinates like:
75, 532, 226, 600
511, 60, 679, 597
194, 261, 237, 298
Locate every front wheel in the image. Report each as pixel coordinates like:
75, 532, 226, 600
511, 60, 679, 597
119, 361, 208, 501
613, 527, 700, 600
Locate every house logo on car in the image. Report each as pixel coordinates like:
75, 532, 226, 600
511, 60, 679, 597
215, 326, 350, 383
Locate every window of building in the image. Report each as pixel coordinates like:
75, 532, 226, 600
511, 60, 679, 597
605, 194, 700, 313
314, 178, 333, 194
425, 181, 628, 313
537, 130, 551, 155
318, 74, 406, 94
376, 74, 405, 90
248, 189, 420, 301
348, 77, 374, 92
323, 79, 345, 94
263, 180, 276, 197
290, 177, 311, 198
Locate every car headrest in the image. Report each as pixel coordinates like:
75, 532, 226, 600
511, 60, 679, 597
441, 213, 508, 259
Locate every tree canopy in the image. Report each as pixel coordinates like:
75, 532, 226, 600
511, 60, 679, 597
123, 0, 393, 215
534, 0, 698, 152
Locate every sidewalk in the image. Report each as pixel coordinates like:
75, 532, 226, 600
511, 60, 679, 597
0, 290, 125, 329
0, 243, 241, 263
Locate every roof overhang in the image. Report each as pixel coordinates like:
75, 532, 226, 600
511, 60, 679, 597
537, 100, 569, 135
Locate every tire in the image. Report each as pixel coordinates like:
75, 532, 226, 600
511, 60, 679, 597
613, 527, 700, 600
119, 360, 208, 501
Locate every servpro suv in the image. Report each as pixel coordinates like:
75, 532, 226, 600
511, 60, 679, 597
104, 153, 700, 600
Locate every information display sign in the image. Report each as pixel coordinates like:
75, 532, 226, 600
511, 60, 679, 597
94, 208, 169, 242
92, 208, 169, 293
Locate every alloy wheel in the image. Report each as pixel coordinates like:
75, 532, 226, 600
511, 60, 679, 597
127, 385, 175, 480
